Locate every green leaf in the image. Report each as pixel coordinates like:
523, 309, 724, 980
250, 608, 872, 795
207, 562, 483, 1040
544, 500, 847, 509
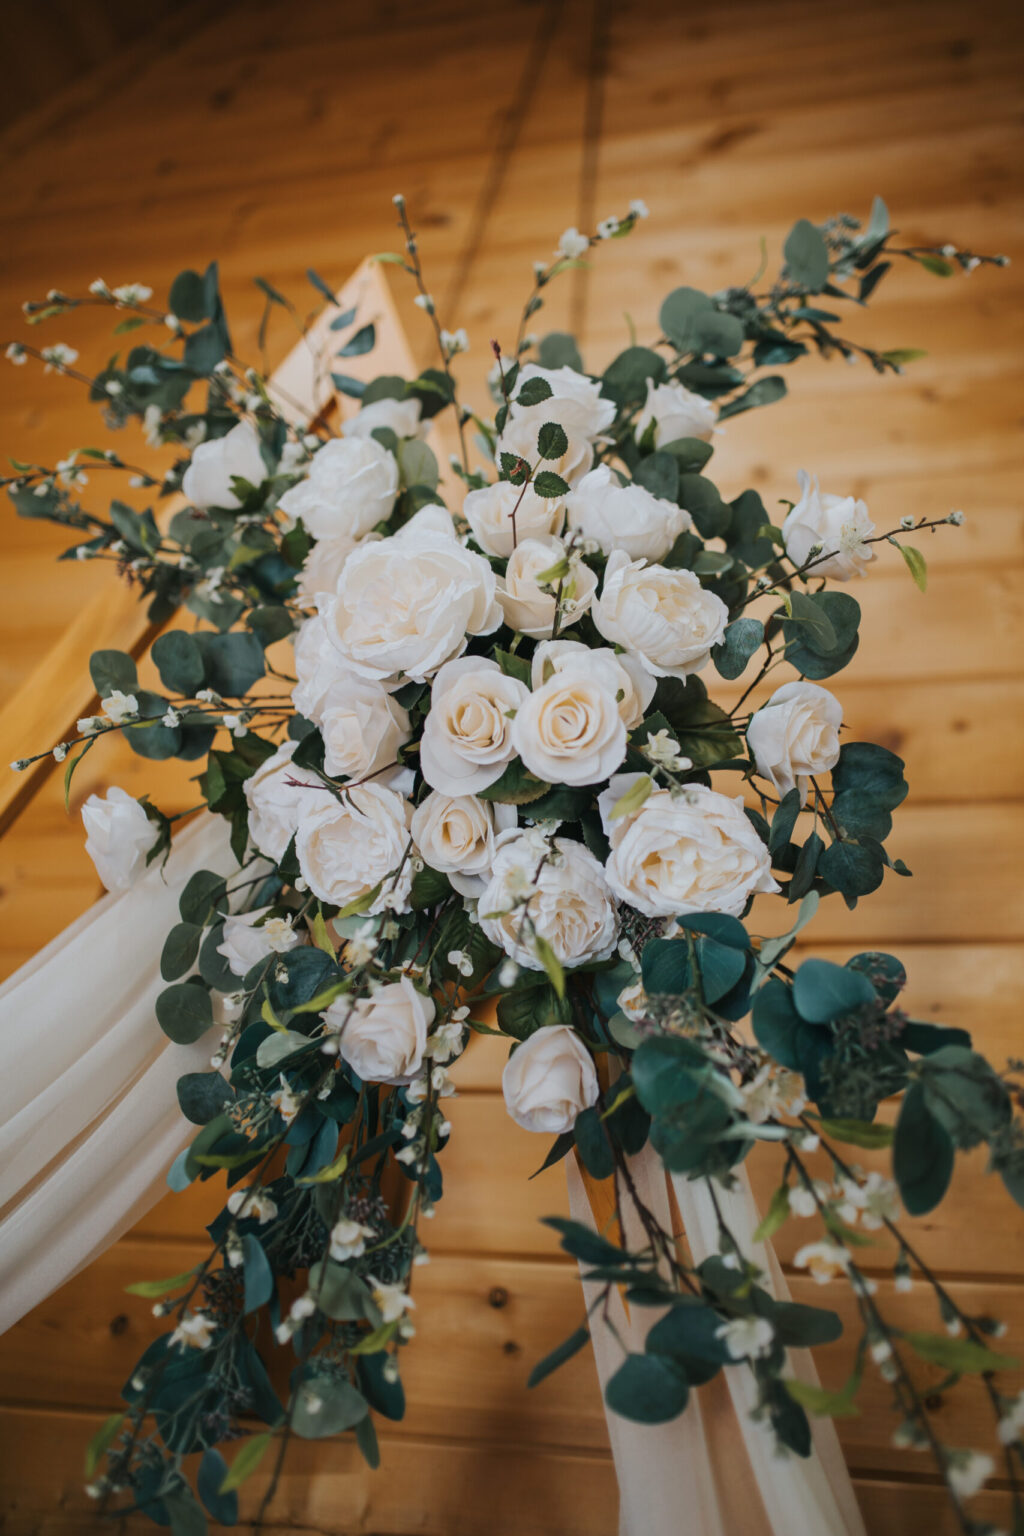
161, 922, 202, 982
605, 1353, 689, 1423
785, 591, 837, 651
219, 1432, 272, 1493
659, 289, 743, 357
916, 254, 954, 277
194, 631, 265, 697
527, 1323, 591, 1388
783, 1375, 860, 1418
516, 377, 554, 406
754, 1185, 791, 1242
169, 269, 211, 322
242, 1234, 274, 1314
331, 372, 366, 399
542, 1217, 629, 1268
152, 631, 206, 696
609, 774, 653, 821
537, 421, 569, 460
334, 883, 382, 920
645, 1304, 732, 1365
494, 647, 532, 686
197, 1448, 237, 1526
793, 959, 876, 1023
601, 345, 666, 407
84, 1412, 125, 1476
893, 1082, 954, 1215
904, 1331, 1018, 1374
881, 348, 928, 367
633, 451, 679, 503
533, 470, 571, 499
292, 1376, 369, 1438
717, 375, 786, 419
537, 332, 583, 371
712, 618, 764, 680
156, 982, 213, 1044
533, 933, 565, 999
477, 759, 551, 805
397, 437, 439, 490
124, 1267, 199, 1298
337, 323, 375, 358
784, 219, 830, 290
818, 1118, 894, 1149
574, 1105, 615, 1180
89, 648, 137, 696
177, 1072, 233, 1126
751, 978, 804, 1070
894, 541, 927, 592
819, 840, 885, 901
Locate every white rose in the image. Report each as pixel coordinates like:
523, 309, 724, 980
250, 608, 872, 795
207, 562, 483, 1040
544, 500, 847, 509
511, 672, 625, 786
502, 1024, 599, 1134
479, 831, 619, 968
291, 614, 353, 722
592, 549, 728, 678
320, 676, 410, 780
319, 509, 501, 683
635, 379, 717, 447
324, 976, 433, 1086
296, 782, 413, 913
496, 536, 598, 639
598, 777, 779, 918
494, 364, 616, 485
531, 640, 655, 729
244, 739, 326, 861
782, 470, 876, 580
340, 396, 423, 441
295, 532, 362, 605
278, 436, 398, 541
566, 464, 690, 562
462, 480, 565, 557
419, 657, 528, 795
181, 421, 267, 511
217, 907, 302, 977
409, 792, 517, 896
746, 681, 842, 803
81, 786, 159, 892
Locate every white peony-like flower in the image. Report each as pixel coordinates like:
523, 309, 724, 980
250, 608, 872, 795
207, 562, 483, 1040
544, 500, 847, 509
410, 791, 517, 896
746, 681, 843, 803
319, 676, 410, 781
278, 436, 398, 541
218, 907, 302, 977
295, 532, 364, 605
511, 670, 625, 786
340, 396, 423, 441
635, 378, 717, 447
319, 507, 501, 683
182, 420, 267, 511
782, 470, 876, 580
245, 739, 324, 861
291, 614, 354, 722
479, 831, 619, 969
462, 480, 565, 557
324, 976, 433, 1085
295, 782, 413, 913
592, 550, 729, 679
566, 464, 690, 562
419, 656, 528, 795
598, 777, 779, 918
502, 1023, 599, 1133
531, 640, 655, 729
496, 535, 598, 639
494, 364, 616, 485
81, 786, 159, 892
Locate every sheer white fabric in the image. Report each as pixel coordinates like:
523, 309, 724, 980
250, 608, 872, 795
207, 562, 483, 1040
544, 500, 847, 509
0, 815, 234, 1334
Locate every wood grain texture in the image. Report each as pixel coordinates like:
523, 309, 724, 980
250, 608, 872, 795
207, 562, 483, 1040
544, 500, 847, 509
1, 0, 1022, 1530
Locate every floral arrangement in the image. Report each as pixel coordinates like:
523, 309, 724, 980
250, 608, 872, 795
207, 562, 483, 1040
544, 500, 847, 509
7, 196, 1022, 1536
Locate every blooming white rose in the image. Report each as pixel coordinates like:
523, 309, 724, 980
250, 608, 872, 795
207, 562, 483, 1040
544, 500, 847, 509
462, 480, 565, 557
278, 436, 398, 541
340, 396, 423, 441
566, 464, 690, 562
295, 532, 363, 605
479, 831, 619, 968
782, 470, 875, 580
494, 364, 616, 485
81, 786, 159, 892
496, 536, 598, 639
245, 739, 325, 861
746, 681, 842, 803
410, 792, 517, 896
635, 378, 717, 447
598, 777, 779, 918
419, 656, 528, 795
531, 640, 655, 729
324, 976, 433, 1085
217, 907, 302, 977
511, 671, 625, 786
502, 1024, 599, 1134
592, 549, 728, 678
182, 421, 266, 511
296, 782, 413, 913
319, 509, 501, 683
291, 615, 353, 722
319, 676, 410, 781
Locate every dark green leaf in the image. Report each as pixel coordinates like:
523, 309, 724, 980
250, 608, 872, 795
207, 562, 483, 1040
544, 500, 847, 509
537, 421, 569, 460
792, 958, 876, 1023
605, 1353, 689, 1423
527, 1323, 591, 1388
152, 631, 206, 697
161, 922, 202, 982
784, 219, 830, 290
156, 982, 213, 1045
893, 1083, 954, 1215
712, 618, 763, 680
90, 648, 137, 696
242, 1234, 274, 1315
533, 470, 570, 499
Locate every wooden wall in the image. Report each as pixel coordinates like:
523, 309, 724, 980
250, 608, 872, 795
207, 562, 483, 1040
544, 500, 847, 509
0, 0, 1022, 1531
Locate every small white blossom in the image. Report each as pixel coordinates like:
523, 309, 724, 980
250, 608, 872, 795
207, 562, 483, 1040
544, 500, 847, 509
53, 743, 68, 762
162, 708, 181, 728
196, 688, 222, 704
498, 959, 519, 988
226, 1188, 278, 1225
343, 921, 379, 968
329, 1217, 376, 1261
715, 1315, 775, 1360
794, 1241, 850, 1284
899, 515, 915, 529
596, 216, 619, 239
413, 293, 434, 311
370, 1277, 415, 1323
77, 716, 103, 736
171, 1312, 217, 1351
89, 279, 110, 296
740, 1064, 806, 1125
5, 342, 26, 365
838, 1172, 900, 1230
556, 227, 590, 260
644, 729, 692, 772
630, 199, 650, 219
104, 379, 123, 396
997, 1390, 1024, 1445
946, 1450, 994, 1501
270, 1076, 301, 1124
617, 979, 649, 1022
41, 343, 78, 372
101, 690, 139, 725
446, 948, 474, 978
788, 1183, 822, 1218
948, 509, 965, 526
112, 283, 153, 305
440, 327, 469, 355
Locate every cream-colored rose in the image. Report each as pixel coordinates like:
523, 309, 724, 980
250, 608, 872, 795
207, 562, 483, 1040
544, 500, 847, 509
598, 777, 778, 918
278, 436, 398, 541
462, 480, 565, 557
319, 676, 411, 781
531, 640, 655, 729
244, 739, 325, 861
566, 464, 690, 562
494, 364, 616, 485
296, 783, 413, 913
410, 791, 517, 896
634, 379, 717, 447
325, 976, 433, 1085
291, 614, 353, 722
592, 549, 728, 679
782, 470, 875, 580
340, 396, 424, 441
81, 786, 159, 892
182, 420, 267, 511
479, 830, 619, 968
502, 1024, 599, 1134
295, 532, 362, 605
496, 536, 598, 639
319, 507, 501, 683
746, 681, 842, 803
419, 656, 528, 795
511, 671, 625, 786
217, 907, 302, 977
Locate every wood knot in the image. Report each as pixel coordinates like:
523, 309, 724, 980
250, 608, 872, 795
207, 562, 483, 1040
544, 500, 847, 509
488, 1286, 509, 1309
